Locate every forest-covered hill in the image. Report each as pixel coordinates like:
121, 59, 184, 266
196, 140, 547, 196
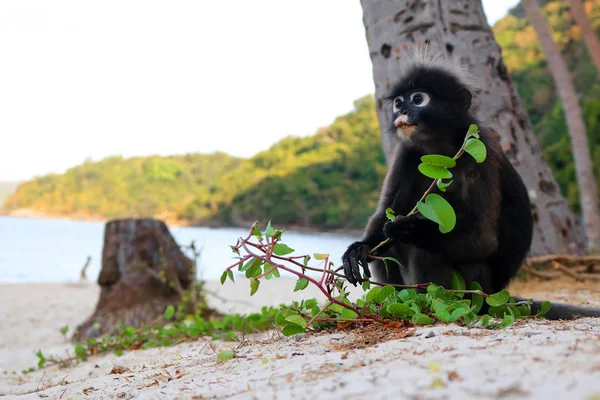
0, 182, 18, 206
4, 0, 600, 228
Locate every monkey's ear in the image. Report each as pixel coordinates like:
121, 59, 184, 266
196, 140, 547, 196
458, 88, 472, 111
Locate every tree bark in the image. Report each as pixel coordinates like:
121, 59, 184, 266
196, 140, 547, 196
73, 218, 195, 341
360, 0, 586, 255
524, 0, 600, 251
569, 0, 600, 74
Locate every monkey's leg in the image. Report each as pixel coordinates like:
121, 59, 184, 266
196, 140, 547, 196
401, 247, 455, 289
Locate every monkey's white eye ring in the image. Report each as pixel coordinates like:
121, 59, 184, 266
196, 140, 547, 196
392, 96, 404, 113
410, 92, 430, 107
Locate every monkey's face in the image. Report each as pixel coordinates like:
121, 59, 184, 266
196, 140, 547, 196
387, 66, 474, 150
391, 91, 431, 139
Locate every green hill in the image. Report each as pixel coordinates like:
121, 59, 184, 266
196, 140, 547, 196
0, 182, 19, 207
5, 0, 600, 227
5, 96, 386, 229
4, 152, 243, 221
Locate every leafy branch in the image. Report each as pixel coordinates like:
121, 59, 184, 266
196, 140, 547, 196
222, 221, 551, 337
372, 124, 485, 254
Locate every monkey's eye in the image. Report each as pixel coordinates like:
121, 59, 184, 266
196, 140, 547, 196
410, 92, 430, 107
392, 96, 404, 113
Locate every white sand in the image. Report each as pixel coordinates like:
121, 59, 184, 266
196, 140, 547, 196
1, 279, 600, 399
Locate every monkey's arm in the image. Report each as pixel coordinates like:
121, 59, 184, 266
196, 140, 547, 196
343, 144, 420, 284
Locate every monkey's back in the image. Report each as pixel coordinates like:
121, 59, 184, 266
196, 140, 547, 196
484, 128, 534, 291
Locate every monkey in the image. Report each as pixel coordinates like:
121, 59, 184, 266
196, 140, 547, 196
342, 52, 600, 320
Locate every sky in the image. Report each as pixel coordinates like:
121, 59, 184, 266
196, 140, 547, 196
0, 0, 519, 181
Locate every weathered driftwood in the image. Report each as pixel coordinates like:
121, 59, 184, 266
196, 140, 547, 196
73, 219, 193, 341
522, 254, 600, 282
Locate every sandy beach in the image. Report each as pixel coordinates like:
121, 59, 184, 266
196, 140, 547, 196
1, 278, 600, 399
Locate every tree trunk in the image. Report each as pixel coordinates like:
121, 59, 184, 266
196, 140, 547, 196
73, 218, 194, 341
569, 0, 600, 74
524, 0, 600, 251
360, 0, 586, 255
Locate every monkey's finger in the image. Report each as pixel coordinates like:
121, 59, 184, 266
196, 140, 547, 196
359, 247, 371, 278
350, 256, 363, 284
343, 257, 357, 286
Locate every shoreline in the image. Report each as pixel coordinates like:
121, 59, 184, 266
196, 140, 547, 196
0, 209, 364, 235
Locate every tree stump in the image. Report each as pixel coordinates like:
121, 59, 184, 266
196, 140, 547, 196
73, 219, 194, 341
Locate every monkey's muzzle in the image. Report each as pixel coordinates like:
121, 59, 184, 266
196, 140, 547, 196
394, 115, 416, 137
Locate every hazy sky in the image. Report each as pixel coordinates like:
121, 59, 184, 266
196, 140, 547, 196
0, 0, 519, 181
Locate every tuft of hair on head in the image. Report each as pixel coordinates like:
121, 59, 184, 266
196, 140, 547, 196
391, 44, 481, 110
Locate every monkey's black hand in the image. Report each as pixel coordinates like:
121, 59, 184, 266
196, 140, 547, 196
383, 213, 436, 243
342, 242, 372, 286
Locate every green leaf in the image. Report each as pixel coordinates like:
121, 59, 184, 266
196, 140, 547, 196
412, 313, 434, 325
434, 309, 451, 322
399, 289, 411, 303
436, 179, 453, 192
303, 255, 311, 266
427, 284, 446, 299
251, 223, 262, 240
361, 280, 371, 291
451, 270, 466, 291
273, 243, 294, 256
516, 304, 531, 317
36, 350, 46, 369
250, 279, 260, 296
340, 308, 358, 319
469, 281, 484, 314
365, 287, 381, 303
294, 278, 309, 292
285, 315, 307, 329
59, 325, 69, 335
245, 258, 262, 278
537, 301, 552, 317
329, 303, 345, 314
427, 284, 440, 295
304, 299, 317, 309
486, 289, 510, 307
387, 303, 412, 318
383, 257, 401, 267
480, 314, 491, 327
449, 308, 468, 322
282, 324, 305, 336
274, 312, 287, 326
507, 306, 521, 319
264, 220, 276, 237
74, 344, 87, 361
418, 164, 453, 179
464, 138, 487, 163
376, 285, 395, 303
229, 245, 240, 255
467, 123, 480, 138
220, 270, 228, 285
421, 154, 456, 168
217, 351, 235, 362
272, 268, 280, 278
313, 253, 329, 260
418, 193, 456, 233
385, 207, 396, 222
164, 305, 175, 320
227, 270, 234, 282
501, 314, 515, 328
489, 305, 509, 317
